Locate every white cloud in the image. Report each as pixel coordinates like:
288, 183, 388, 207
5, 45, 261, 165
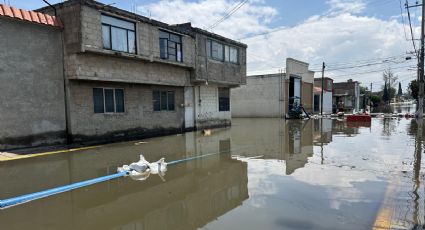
139, 0, 417, 87
326, 0, 366, 15
137, 0, 277, 38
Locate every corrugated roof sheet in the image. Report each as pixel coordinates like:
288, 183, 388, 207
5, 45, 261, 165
0, 4, 63, 28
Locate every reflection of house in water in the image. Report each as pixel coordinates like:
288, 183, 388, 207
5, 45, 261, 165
313, 119, 333, 146
230, 118, 314, 175
0, 131, 247, 230
282, 120, 314, 175
331, 119, 361, 136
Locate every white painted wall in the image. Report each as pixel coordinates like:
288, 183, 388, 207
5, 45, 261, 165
184, 87, 195, 129
323, 91, 332, 114
314, 91, 332, 114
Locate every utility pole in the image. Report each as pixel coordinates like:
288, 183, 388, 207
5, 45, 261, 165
321, 62, 325, 116
370, 83, 372, 111
417, 0, 425, 118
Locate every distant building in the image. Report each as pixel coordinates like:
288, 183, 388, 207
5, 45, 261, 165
313, 77, 333, 114
333, 79, 360, 113
231, 58, 314, 117
0, 1, 247, 150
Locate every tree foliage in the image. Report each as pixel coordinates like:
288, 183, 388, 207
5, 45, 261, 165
360, 86, 368, 94
383, 82, 389, 103
398, 82, 402, 96
408, 80, 419, 100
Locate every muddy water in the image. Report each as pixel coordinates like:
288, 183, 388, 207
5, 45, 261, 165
0, 117, 424, 229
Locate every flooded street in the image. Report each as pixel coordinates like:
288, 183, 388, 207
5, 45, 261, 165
1, 116, 424, 230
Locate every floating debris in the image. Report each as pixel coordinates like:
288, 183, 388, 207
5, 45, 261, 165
202, 129, 212, 136
134, 141, 148, 145
118, 154, 168, 181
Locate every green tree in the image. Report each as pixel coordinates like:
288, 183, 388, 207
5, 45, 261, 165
398, 82, 402, 96
383, 82, 389, 103
370, 94, 381, 106
360, 86, 368, 94
408, 80, 418, 100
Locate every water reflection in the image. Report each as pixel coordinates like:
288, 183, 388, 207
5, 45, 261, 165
0, 131, 248, 230
0, 116, 424, 229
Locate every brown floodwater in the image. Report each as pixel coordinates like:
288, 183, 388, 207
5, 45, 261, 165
0, 115, 424, 229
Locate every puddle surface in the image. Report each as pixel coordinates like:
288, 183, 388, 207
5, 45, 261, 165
0, 115, 424, 230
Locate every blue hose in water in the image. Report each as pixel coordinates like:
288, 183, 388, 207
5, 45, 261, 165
0, 151, 226, 209
0, 171, 128, 209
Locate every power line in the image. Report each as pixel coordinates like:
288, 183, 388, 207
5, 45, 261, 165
237, 0, 404, 41
406, 0, 419, 57
206, 0, 249, 30
328, 65, 415, 78
399, 0, 410, 41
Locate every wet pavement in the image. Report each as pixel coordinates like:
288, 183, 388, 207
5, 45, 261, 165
0, 115, 424, 230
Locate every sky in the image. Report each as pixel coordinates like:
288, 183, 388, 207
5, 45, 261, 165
7, 0, 422, 91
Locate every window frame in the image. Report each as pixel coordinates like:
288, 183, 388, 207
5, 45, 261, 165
218, 88, 230, 112
159, 30, 183, 62
153, 90, 176, 111
93, 87, 126, 114
101, 14, 136, 54
207, 39, 239, 64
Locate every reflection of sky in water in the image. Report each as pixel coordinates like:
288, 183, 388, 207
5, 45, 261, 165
203, 118, 420, 230
0, 116, 422, 230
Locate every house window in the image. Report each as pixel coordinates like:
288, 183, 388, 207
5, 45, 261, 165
211, 40, 223, 61
93, 88, 125, 113
224, 45, 238, 63
159, 30, 183, 62
218, 88, 230, 111
153, 90, 175, 111
207, 39, 238, 63
101, 15, 136, 54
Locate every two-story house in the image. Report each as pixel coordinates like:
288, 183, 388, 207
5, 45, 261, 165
0, 0, 246, 150
333, 79, 360, 113
38, 0, 247, 143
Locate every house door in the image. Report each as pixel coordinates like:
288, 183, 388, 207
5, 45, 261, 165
289, 77, 301, 110
314, 94, 320, 112
184, 87, 194, 130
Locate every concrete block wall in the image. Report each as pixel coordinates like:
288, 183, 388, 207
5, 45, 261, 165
67, 81, 185, 142
231, 75, 283, 117
0, 18, 66, 150
194, 85, 231, 128
194, 33, 247, 85
68, 53, 191, 86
